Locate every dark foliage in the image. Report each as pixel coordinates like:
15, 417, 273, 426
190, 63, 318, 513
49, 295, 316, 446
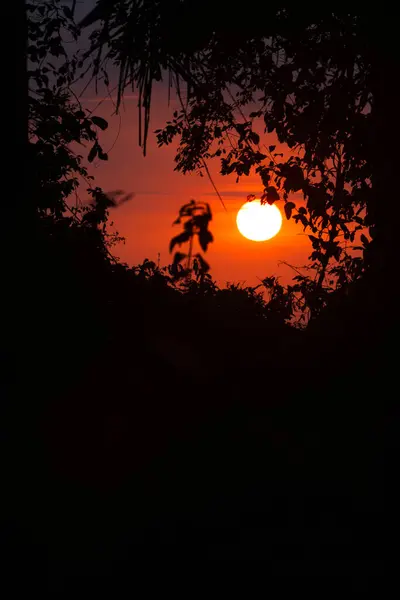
169, 199, 213, 280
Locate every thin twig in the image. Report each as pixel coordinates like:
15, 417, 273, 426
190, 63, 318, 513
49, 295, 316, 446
201, 159, 227, 211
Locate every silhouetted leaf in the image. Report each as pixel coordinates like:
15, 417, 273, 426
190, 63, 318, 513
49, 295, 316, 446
88, 143, 98, 163
98, 150, 108, 160
173, 251, 186, 265
284, 202, 295, 220
258, 168, 270, 188
360, 234, 369, 247
198, 229, 213, 252
169, 231, 191, 253
179, 201, 195, 217
91, 116, 108, 130
266, 186, 279, 204
250, 131, 260, 145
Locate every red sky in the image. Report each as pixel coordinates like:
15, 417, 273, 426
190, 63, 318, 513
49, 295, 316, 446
80, 85, 311, 287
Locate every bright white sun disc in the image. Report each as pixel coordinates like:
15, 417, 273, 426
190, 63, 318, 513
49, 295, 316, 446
236, 200, 282, 241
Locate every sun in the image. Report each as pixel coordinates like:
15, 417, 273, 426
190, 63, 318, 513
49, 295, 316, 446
237, 199, 282, 241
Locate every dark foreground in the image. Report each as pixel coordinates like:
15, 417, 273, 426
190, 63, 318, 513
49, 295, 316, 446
2, 243, 395, 590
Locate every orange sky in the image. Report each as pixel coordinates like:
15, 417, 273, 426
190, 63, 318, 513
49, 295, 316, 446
81, 86, 311, 287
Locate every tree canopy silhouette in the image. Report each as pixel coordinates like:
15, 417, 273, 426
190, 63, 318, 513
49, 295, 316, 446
81, 2, 396, 285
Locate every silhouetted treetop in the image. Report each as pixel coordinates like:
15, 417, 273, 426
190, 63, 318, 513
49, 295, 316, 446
82, 5, 394, 230
80, 2, 397, 300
